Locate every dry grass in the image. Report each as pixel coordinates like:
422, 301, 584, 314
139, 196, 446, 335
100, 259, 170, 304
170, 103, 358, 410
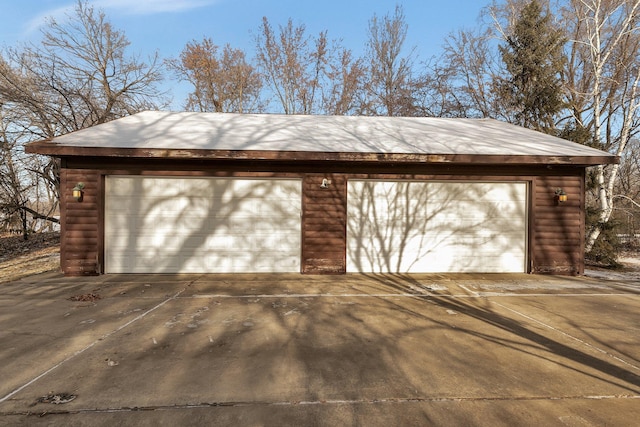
0, 232, 60, 284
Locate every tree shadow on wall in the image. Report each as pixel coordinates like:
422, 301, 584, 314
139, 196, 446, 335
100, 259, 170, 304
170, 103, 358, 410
106, 176, 301, 273
347, 180, 527, 273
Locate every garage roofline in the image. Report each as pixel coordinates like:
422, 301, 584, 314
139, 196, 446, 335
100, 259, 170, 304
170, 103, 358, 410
25, 144, 616, 166
25, 111, 618, 167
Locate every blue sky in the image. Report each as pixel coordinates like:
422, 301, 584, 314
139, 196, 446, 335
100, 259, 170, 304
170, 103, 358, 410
0, 0, 487, 108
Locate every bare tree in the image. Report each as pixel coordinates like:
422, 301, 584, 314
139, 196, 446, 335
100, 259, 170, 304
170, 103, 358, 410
1, 1, 165, 134
323, 48, 366, 115
255, 17, 327, 114
0, 109, 30, 237
361, 5, 424, 116
424, 0, 640, 259
255, 16, 365, 116
561, 0, 640, 253
612, 138, 640, 245
167, 38, 263, 113
0, 0, 164, 233
425, 27, 505, 118
0, 104, 59, 238
0, 0, 164, 136
426, 0, 561, 121
475, 0, 640, 256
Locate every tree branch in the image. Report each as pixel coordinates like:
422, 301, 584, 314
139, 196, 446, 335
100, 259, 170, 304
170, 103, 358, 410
18, 205, 60, 224
613, 194, 640, 210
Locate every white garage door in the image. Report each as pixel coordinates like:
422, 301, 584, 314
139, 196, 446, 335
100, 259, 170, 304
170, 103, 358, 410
105, 176, 301, 273
347, 181, 527, 273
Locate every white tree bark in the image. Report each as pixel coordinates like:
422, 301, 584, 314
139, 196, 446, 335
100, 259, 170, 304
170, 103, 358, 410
575, 0, 640, 253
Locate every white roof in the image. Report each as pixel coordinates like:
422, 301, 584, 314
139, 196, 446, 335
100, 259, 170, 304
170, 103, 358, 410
40, 110, 614, 160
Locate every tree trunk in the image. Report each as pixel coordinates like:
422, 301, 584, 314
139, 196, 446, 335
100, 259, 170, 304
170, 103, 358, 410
19, 204, 28, 240
585, 165, 612, 253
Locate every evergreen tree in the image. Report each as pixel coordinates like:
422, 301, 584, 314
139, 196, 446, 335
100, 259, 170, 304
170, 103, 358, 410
497, 0, 566, 133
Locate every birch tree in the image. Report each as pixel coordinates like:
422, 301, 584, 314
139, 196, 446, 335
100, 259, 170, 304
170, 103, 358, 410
427, 0, 640, 257
563, 0, 640, 253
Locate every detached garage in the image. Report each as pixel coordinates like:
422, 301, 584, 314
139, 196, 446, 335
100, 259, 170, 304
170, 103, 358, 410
27, 111, 617, 276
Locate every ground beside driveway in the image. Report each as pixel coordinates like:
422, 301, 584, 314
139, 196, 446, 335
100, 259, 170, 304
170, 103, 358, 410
0, 272, 639, 426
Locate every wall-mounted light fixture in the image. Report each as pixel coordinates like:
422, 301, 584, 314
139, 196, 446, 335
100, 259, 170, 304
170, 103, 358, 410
72, 182, 85, 202
555, 188, 567, 203
320, 178, 331, 189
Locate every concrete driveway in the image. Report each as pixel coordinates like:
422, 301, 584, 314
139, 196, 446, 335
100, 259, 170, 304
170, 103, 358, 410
0, 272, 639, 426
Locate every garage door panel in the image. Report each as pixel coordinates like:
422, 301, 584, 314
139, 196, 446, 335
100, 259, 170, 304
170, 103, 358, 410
105, 177, 137, 195
429, 182, 526, 201
426, 216, 526, 234
347, 180, 527, 273
111, 252, 183, 273
109, 230, 298, 256
106, 177, 301, 273
432, 201, 516, 219
136, 215, 208, 231
432, 255, 522, 273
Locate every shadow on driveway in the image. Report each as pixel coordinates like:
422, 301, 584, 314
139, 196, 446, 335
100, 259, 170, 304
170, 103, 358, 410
0, 273, 639, 425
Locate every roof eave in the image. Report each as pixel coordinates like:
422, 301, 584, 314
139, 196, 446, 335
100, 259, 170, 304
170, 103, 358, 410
25, 143, 619, 166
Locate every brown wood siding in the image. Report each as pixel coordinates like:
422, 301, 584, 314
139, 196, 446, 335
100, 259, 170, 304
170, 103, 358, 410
60, 169, 100, 276
532, 174, 585, 275
57, 158, 589, 276
302, 174, 347, 274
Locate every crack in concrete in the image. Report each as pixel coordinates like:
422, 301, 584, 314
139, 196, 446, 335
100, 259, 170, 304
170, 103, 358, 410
190, 292, 638, 299
4, 394, 640, 417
